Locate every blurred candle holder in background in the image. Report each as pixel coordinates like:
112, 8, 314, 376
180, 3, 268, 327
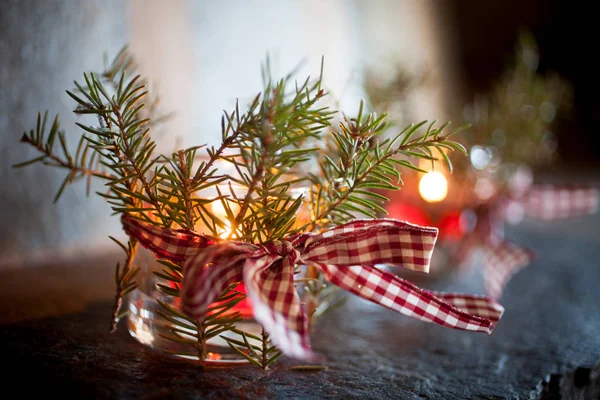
360, 31, 595, 300
383, 155, 494, 281
382, 143, 540, 286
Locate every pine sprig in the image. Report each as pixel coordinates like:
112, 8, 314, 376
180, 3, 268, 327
301, 101, 466, 231
101, 46, 171, 128
464, 31, 571, 167
206, 60, 334, 365
15, 111, 113, 201
15, 54, 175, 334
62, 70, 169, 224
218, 59, 334, 244
154, 147, 227, 232
154, 259, 245, 361
224, 327, 282, 370
12, 50, 249, 361
110, 237, 139, 332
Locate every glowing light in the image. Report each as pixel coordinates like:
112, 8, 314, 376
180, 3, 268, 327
474, 177, 496, 201
210, 199, 238, 239
419, 171, 448, 203
131, 317, 155, 346
470, 145, 492, 170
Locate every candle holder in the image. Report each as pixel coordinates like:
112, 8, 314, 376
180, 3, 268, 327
15, 47, 506, 370
127, 245, 260, 364
384, 149, 599, 301
125, 181, 337, 365
361, 31, 598, 300
383, 164, 472, 281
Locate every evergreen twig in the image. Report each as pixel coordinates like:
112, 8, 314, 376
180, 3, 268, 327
110, 237, 139, 332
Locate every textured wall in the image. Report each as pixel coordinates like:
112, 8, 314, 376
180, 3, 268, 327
0, 0, 129, 267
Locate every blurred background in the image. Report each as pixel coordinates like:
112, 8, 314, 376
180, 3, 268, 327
1, 0, 598, 268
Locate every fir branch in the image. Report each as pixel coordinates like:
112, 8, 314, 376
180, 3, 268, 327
221, 60, 333, 243
101, 46, 171, 128
464, 31, 570, 167
200, 99, 251, 178
65, 70, 175, 226
14, 112, 113, 201
300, 103, 465, 232
113, 99, 165, 219
14, 49, 179, 335
176, 150, 194, 229
155, 146, 229, 233
224, 326, 282, 370
110, 237, 139, 332
153, 259, 245, 363
215, 61, 335, 362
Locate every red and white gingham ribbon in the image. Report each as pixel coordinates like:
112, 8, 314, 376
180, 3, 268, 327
456, 174, 599, 299
122, 215, 503, 360
515, 184, 599, 221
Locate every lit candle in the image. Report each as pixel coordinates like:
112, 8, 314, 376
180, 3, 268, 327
198, 183, 312, 319
419, 171, 448, 203
209, 197, 239, 239
384, 157, 469, 242
199, 184, 311, 237
201, 189, 252, 318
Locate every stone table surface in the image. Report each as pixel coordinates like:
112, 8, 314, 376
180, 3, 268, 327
1, 211, 600, 399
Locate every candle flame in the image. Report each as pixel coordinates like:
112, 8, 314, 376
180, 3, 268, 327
197, 185, 311, 238
211, 200, 238, 239
419, 171, 448, 203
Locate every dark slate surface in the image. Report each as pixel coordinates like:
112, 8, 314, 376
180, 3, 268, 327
1, 213, 600, 399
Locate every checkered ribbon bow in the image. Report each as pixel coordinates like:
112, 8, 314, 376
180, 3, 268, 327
122, 214, 504, 360
456, 167, 599, 299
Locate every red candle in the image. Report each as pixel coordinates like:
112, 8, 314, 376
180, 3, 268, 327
384, 169, 468, 243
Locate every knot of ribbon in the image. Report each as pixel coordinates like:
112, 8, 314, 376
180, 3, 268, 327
455, 166, 599, 299
122, 214, 504, 360
262, 239, 301, 265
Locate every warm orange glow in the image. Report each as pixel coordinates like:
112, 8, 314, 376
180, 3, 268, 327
290, 187, 311, 230
210, 199, 239, 239
207, 352, 222, 361
419, 171, 448, 203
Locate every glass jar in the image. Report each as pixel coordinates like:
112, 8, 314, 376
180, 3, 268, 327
125, 181, 340, 364
126, 245, 262, 365
126, 245, 342, 364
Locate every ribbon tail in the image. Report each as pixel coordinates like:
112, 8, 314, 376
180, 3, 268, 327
243, 255, 317, 361
523, 185, 600, 220
483, 241, 534, 299
121, 214, 215, 264
180, 244, 247, 319
430, 291, 503, 325
317, 263, 503, 333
